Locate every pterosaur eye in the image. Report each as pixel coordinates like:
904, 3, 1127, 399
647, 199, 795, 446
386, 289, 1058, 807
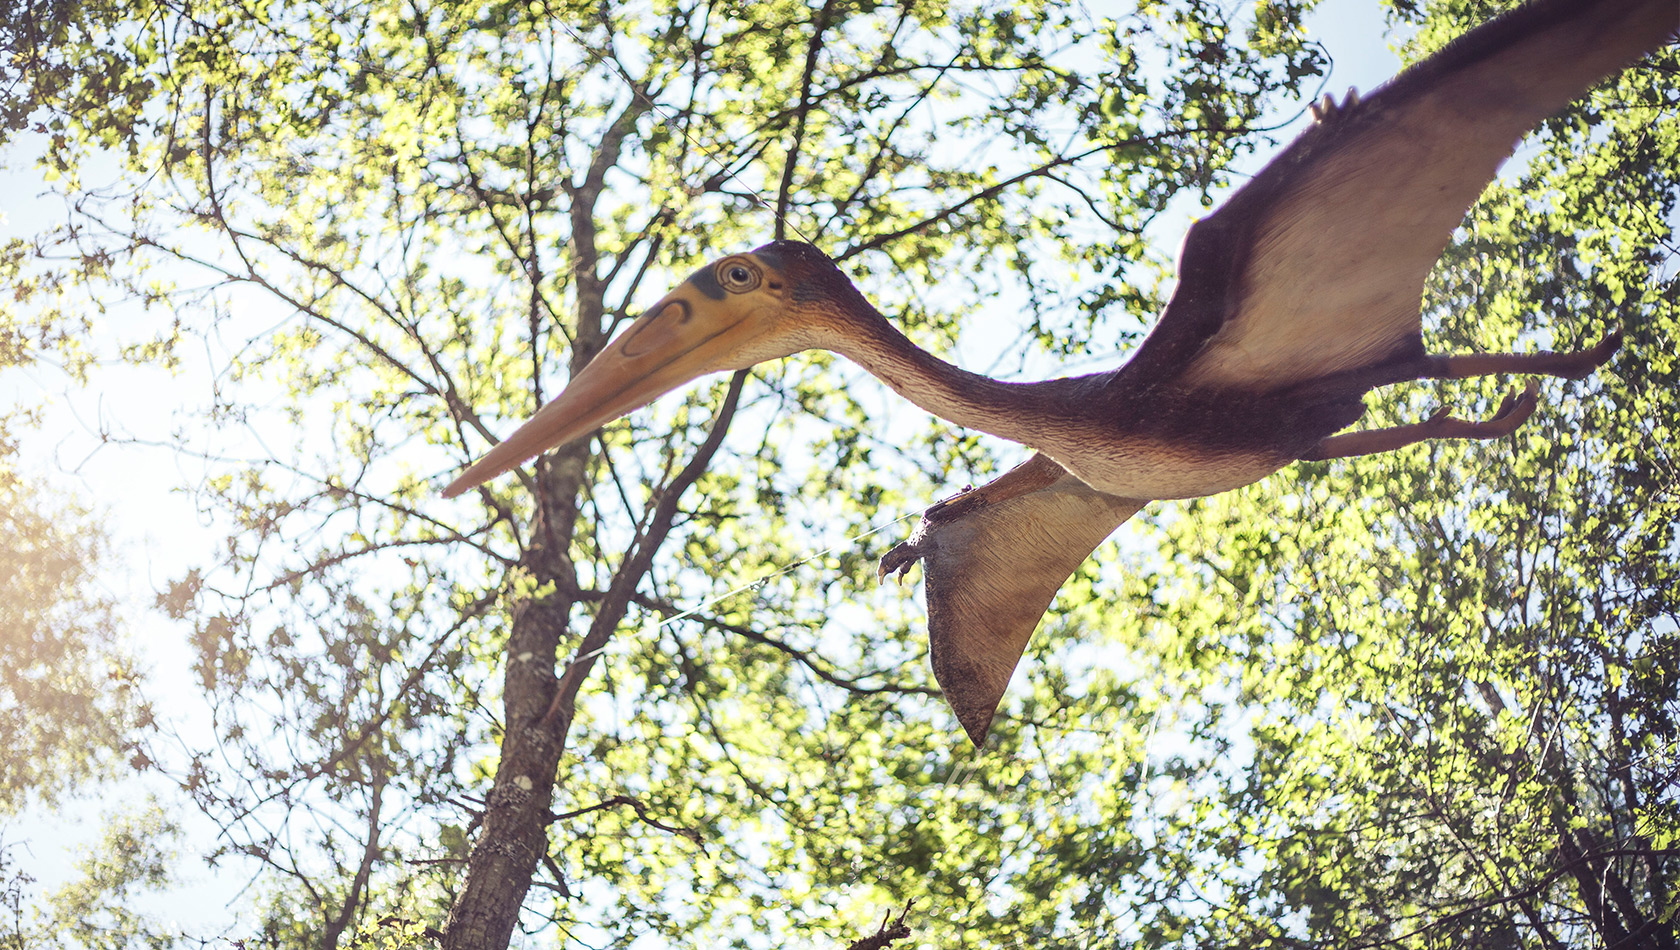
718, 259, 760, 293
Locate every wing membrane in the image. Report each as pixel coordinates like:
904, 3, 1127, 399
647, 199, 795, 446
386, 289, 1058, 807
883, 457, 1146, 745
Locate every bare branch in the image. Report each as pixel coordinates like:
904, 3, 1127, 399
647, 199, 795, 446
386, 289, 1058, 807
548, 794, 703, 846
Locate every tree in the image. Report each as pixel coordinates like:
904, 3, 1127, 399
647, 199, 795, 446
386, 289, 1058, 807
1102, 3, 1680, 944
0, 465, 147, 811
0, 68, 147, 810
0, 13, 162, 926
3, 0, 1673, 947
11, 0, 1332, 943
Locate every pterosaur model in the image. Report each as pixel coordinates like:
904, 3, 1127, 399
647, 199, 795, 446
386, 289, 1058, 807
446, 0, 1677, 746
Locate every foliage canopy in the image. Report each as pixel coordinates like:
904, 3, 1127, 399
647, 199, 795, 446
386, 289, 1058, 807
1, 0, 1674, 947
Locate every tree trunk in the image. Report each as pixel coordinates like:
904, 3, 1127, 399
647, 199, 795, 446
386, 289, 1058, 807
441, 371, 744, 948
441, 472, 580, 949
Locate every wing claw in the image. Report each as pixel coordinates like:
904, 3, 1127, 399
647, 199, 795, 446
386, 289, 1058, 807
880, 541, 918, 583
1309, 87, 1360, 122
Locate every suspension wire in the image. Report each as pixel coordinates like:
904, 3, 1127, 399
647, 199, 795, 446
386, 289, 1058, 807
641, 509, 922, 639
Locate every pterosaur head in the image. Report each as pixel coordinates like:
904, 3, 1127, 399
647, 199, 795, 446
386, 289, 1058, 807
443, 241, 852, 497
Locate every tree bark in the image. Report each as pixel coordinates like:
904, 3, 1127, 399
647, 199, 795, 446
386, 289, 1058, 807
440, 468, 580, 949
441, 90, 655, 950
441, 370, 745, 948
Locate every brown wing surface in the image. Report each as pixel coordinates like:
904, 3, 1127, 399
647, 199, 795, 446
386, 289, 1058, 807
881, 455, 1146, 746
1122, 0, 1675, 392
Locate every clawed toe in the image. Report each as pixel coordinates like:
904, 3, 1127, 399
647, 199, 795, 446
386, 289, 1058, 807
1310, 87, 1360, 122
1437, 379, 1540, 438
1491, 378, 1540, 420
1600, 323, 1625, 352
1559, 324, 1624, 379
879, 540, 923, 582
1544, 325, 1623, 380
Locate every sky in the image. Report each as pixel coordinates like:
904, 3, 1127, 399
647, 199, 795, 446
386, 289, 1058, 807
0, 0, 1407, 941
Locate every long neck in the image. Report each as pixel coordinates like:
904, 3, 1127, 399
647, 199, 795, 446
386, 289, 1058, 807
828, 305, 1060, 448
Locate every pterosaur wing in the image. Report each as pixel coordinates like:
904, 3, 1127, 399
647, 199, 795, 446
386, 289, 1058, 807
1123, 0, 1675, 392
881, 455, 1146, 746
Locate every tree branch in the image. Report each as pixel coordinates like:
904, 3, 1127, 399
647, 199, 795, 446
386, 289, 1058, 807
548, 794, 703, 846
538, 370, 749, 740
775, 0, 839, 237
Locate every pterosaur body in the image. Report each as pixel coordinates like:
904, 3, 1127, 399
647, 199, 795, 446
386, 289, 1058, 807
446, 0, 1677, 745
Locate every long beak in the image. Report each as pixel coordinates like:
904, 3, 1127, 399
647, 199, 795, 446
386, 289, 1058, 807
443, 287, 759, 498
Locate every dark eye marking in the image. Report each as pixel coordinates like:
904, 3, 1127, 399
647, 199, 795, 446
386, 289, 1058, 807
687, 265, 726, 300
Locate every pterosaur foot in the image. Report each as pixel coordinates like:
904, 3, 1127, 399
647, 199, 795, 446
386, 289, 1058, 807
1488, 380, 1534, 422
1556, 324, 1623, 379
1304, 379, 1540, 461
1429, 325, 1622, 381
